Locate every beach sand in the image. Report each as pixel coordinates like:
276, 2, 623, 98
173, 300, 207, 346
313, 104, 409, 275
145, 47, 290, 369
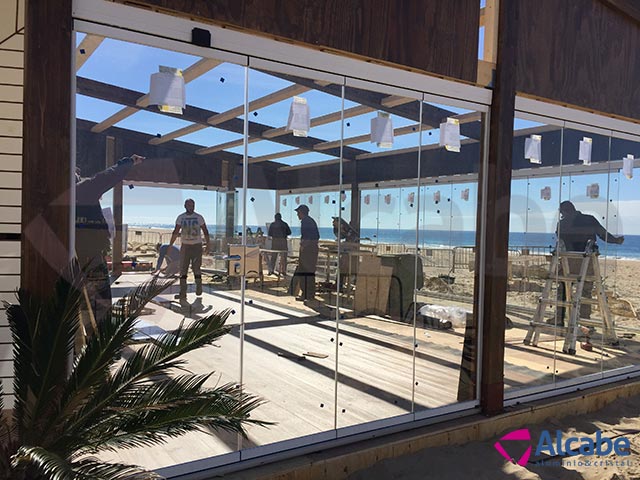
348, 393, 640, 480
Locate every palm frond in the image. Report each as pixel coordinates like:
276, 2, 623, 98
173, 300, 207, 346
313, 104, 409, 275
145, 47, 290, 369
74, 382, 267, 454
58, 374, 212, 454
117, 276, 176, 322
13, 445, 78, 480
65, 310, 232, 437
114, 309, 232, 384
7, 277, 82, 445
13, 446, 159, 480
3, 270, 266, 477
49, 277, 175, 446
70, 458, 161, 480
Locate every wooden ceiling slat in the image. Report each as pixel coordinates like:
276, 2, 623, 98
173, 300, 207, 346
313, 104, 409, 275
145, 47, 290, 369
267, 71, 483, 140
313, 123, 422, 151
207, 84, 310, 126
148, 123, 206, 145
89, 57, 221, 133
76, 34, 104, 72
248, 148, 307, 164
195, 137, 260, 155
262, 105, 374, 139
151, 83, 311, 145
77, 76, 369, 161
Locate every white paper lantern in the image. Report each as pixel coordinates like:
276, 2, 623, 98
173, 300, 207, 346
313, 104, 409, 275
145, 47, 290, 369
623, 154, 634, 179
439, 117, 461, 152
371, 112, 394, 148
525, 134, 542, 164
579, 137, 592, 165
287, 96, 310, 137
148, 66, 186, 115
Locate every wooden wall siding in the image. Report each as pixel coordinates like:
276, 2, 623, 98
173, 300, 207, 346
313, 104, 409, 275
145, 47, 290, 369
0, 0, 24, 410
114, 0, 480, 82
516, 0, 640, 122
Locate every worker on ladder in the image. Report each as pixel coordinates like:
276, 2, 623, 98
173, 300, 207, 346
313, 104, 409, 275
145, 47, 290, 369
554, 201, 624, 328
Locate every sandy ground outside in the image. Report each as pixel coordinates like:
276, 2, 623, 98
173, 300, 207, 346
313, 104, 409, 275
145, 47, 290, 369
348, 393, 640, 480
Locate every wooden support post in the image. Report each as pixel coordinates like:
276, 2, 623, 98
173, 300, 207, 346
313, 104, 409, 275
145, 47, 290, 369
106, 136, 124, 277
479, 0, 518, 416
22, 0, 73, 297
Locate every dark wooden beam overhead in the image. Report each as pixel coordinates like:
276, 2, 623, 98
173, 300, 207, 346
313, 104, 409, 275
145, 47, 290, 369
76, 77, 369, 161
277, 144, 481, 190
76, 119, 281, 190
113, 0, 480, 82
516, 0, 640, 122
479, 0, 519, 416
268, 71, 483, 140
22, 0, 73, 297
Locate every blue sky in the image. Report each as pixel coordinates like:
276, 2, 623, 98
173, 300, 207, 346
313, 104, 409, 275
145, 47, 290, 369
76, 14, 640, 236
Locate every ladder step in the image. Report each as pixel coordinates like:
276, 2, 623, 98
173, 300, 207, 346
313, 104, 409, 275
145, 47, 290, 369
530, 318, 603, 328
553, 276, 599, 282
558, 252, 595, 258
539, 298, 600, 306
529, 321, 567, 331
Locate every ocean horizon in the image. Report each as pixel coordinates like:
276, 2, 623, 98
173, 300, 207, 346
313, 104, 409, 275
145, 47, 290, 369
131, 224, 640, 260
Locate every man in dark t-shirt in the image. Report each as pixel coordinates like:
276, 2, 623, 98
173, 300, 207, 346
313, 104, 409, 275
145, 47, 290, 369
554, 201, 624, 325
558, 201, 624, 252
267, 213, 291, 275
76, 154, 144, 324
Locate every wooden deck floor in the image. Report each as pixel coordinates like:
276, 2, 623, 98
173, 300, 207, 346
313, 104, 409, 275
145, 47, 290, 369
100, 273, 640, 471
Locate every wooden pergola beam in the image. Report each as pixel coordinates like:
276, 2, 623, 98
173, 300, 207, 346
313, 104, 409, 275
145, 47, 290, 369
76, 76, 369, 161
90, 57, 221, 133
208, 84, 310, 125
195, 137, 260, 155
267, 71, 482, 140
314, 123, 422, 151
76, 34, 104, 72
249, 148, 307, 164
151, 83, 311, 145
262, 104, 374, 139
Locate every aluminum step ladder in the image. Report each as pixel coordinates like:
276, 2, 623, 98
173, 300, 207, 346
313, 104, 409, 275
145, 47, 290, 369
523, 241, 618, 355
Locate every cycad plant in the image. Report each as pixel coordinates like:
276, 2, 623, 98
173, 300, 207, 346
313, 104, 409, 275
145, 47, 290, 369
0, 274, 265, 479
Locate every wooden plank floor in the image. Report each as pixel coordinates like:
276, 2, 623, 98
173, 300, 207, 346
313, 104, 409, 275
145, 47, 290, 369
98, 274, 640, 471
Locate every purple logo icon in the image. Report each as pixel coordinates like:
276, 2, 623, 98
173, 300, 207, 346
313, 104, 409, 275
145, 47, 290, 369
494, 428, 532, 466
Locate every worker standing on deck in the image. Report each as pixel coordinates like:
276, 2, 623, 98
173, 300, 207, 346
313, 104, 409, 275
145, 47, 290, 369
169, 199, 210, 300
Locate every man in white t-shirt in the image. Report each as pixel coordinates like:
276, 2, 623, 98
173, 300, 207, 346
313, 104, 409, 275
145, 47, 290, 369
169, 198, 210, 300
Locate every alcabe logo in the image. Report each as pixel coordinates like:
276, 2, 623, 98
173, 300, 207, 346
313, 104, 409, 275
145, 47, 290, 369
494, 428, 631, 467
494, 428, 532, 466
